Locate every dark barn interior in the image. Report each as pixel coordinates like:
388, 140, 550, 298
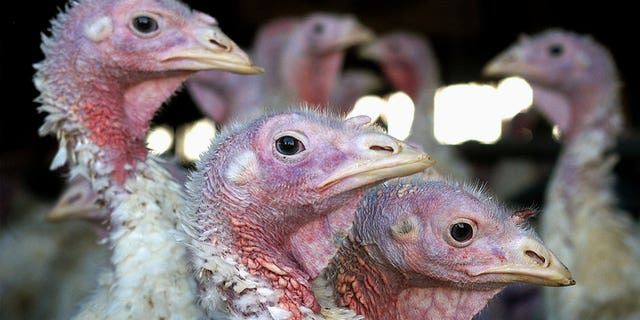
4, 0, 638, 211
2, 1, 639, 319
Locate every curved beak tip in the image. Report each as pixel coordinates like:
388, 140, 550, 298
482, 62, 501, 76
253, 66, 266, 74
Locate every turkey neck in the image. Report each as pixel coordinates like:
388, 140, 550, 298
324, 234, 406, 319
36, 40, 192, 185
284, 48, 345, 106
325, 234, 502, 320
383, 57, 438, 109
539, 81, 622, 270
289, 193, 364, 280
543, 82, 621, 215
34, 19, 202, 320
200, 178, 360, 317
559, 82, 622, 144
395, 286, 501, 320
384, 56, 440, 149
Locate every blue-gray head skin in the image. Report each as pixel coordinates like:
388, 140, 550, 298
320, 178, 573, 320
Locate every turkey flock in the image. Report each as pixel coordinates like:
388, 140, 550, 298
1, 0, 638, 319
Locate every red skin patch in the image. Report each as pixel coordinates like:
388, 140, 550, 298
78, 101, 145, 185
231, 217, 321, 319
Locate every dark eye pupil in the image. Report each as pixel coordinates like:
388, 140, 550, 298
450, 223, 473, 242
133, 16, 158, 34
276, 136, 302, 156
312, 23, 324, 34
548, 44, 563, 57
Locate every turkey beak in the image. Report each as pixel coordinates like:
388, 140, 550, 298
482, 47, 541, 79
161, 26, 264, 74
46, 181, 106, 222
317, 135, 434, 193
336, 19, 375, 49
471, 238, 575, 287
358, 40, 381, 61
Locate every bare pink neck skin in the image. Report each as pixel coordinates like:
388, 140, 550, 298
380, 58, 440, 147
395, 287, 501, 320
382, 59, 439, 109
532, 79, 620, 144
326, 236, 503, 320
382, 62, 421, 103
562, 85, 621, 143
289, 193, 365, 279
40, 50, 191, 184
227, 206, 319, 319
286, 51, 345, 106
205, 175, 366, 319
533, 81, 621, 201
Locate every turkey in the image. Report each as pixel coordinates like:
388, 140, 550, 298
179, 110, 433, 319
0, 185, 109, 320
330, 69, 384, 115
33, 0, 262, 318
360, 31, 472, 180
314, 178, 574, 320
484, 28, 640, 320
279, 13, 374, 110
186, 12, 374, 126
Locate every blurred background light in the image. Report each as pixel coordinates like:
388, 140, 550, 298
146, 125, 174, 156
176, 118, 217, 162
384, 92, 415, 140
434, 77, 533, 145
347, 91, 415, 141
434, 83, 502, 144
495, 76, 534, 119
552, 125, 562, 141
347, 95, 387, 123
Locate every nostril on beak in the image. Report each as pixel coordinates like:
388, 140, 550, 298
64, 192, 83, 205
525, 250, 547, 266
209, 38, 230, 51
370, 145, 394, 153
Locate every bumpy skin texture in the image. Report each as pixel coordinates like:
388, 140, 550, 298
33, 0, 260, 318
186, 13, 374, 126
315, 178, 574, 320
181, 110, 433, 320
360, 31, 471, 180
485, 29, 640, 320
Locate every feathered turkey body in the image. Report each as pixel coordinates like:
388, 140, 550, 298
314, 178, 574, 320
485, 29, 640, 320
179, 110, 433, 319
33, 0, 261, 318
0, 189, 109, 320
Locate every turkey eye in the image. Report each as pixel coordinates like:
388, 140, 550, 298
132, 15, 158, 34
312, 23, 324, 34
548, 44, 563, 57
450, 222, 473, 242
276, 136, 304, 156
